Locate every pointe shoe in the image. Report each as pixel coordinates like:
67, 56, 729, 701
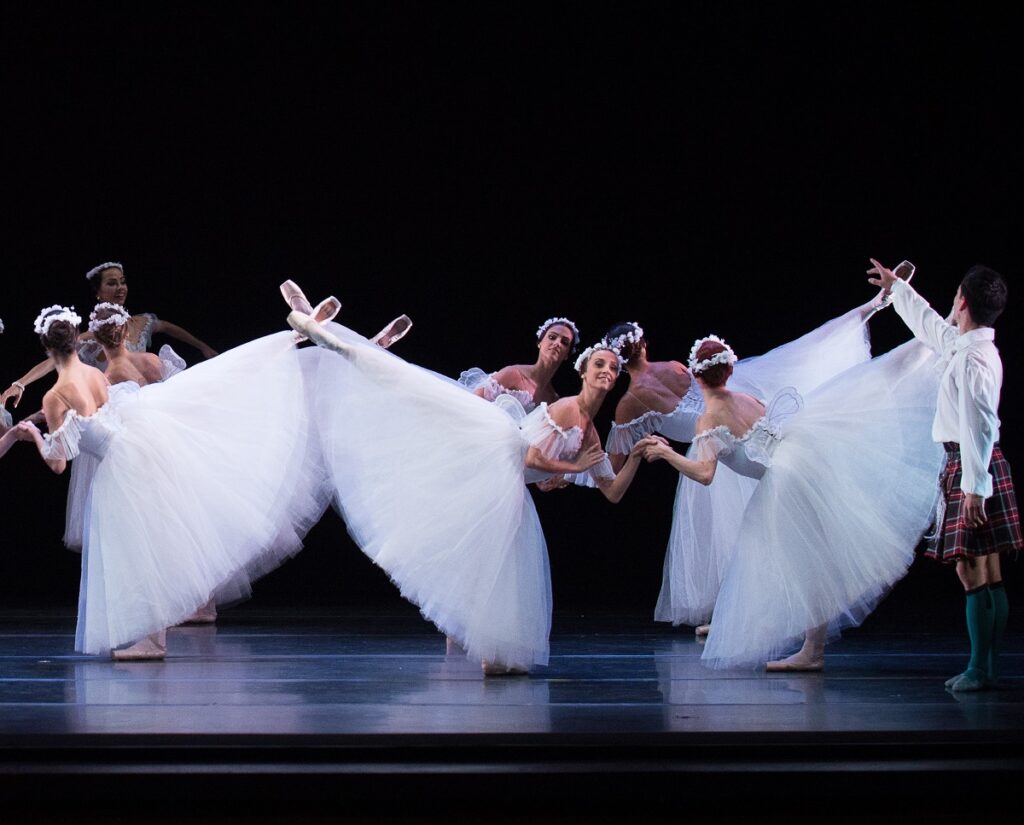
280, 280, 314, 315
445, 635, 465, 655
181, 599, 218, 625
765, 655, 824, 673
694, 624, 711, 637
481, 660, 529, 677
371, 315, 413, 349
112, 630, 167, 661
311, 296, 342, 325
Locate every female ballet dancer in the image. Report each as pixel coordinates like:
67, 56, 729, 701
2, 261, 217, 410
600, 302, 881, 633
289, 313, 656, 675
643, 328, 944, 671
61, 303, 187, 555
459, 317, 579, 411
17, 301, 333, 659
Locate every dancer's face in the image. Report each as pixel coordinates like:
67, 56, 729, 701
538, 324, 574, 363
584, 349, 620, 390
95, 268, 128, 306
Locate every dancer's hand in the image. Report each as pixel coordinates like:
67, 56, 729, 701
963, 493, 987, 528
536, 475, 570, 492
26, 410, 47, 427
641, 435, 673, 462
571, 443, 606, 473
1, 384, 23, 409
866, 258, 897, 294
14, 420, 41, 442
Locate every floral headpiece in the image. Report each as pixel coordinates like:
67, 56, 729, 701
34, 305, 82, 338
606, 321, 644, 355
85, 261, 123, 281
574, 339, 625, 374
537, 317, 580, 352
688, 334, 737, 374
88, 302, 130, 332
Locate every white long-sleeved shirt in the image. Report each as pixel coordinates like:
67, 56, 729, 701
891, 278, 1002, 497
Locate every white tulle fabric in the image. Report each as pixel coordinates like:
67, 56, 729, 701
78, 313, 158, 369
308, 323, 588, 671
655, 304, 875, 626
458, 367, 537, 412
74, 333, 330, 654
63, 346, 187, 552
701, 340, 944, 668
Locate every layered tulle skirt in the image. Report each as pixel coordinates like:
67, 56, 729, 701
306, 323, 553, 671
701, 340, 944, 668
76, 333, 330, 654
656, 303, 875, 626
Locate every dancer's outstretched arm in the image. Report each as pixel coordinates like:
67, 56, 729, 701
644, 435, 718, 485
594, 437, 652, 503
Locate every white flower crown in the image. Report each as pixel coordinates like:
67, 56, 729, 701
687, 334, 737, 374
574, 340, 625, 374
606, 321, 644, 354
85, 261, 123, 281
34, 305, 82, 337
88, 302, 130, 332
537, 317, 580, 349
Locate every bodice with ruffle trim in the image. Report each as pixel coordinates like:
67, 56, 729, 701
522, 402, 614, 485
693, 388, 802, 480
606, 379, 705, 454
458, 367, 537, 412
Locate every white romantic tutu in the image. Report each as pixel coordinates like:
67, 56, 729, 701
76, 333, 330, 654
701, 340, 944, 668
306, 321, 556, 671
656, 303, 875, 626
63, 346, 186, 552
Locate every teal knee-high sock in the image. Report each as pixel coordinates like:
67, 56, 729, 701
965, 585, 994, 676
989, 581, 1009, 681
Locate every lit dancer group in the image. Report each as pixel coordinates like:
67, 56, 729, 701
1, 258, 1019, 689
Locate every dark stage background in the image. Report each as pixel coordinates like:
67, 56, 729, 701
1, 3, 1021, 622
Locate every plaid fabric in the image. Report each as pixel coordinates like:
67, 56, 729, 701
925, 443, 1024, 563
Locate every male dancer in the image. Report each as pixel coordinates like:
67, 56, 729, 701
869, 259, 1021, 691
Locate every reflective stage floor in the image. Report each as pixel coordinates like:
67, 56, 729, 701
1, 606, 1021, 822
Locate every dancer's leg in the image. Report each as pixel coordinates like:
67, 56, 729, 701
765, 624, 826, 672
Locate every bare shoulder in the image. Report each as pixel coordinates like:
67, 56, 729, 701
546, 396, 582, 429
614, 392, 645, 425
492, 364, 528, 388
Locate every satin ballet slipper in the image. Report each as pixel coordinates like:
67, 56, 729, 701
181, 598, 218, 625
371, 315, 413, 349
481, 660, 529, 677
694, 624, 711, 637
111, 629, 167, 661
280, 280, 314, 315
311, 296, 342, 325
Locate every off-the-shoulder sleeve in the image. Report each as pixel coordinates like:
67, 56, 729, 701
693, 428, 733, 462
458, 367, 502, 401
158, 345, 187, 380
41, 410, 84, 461
606, 413, 658, 455
520, 402, 582, 460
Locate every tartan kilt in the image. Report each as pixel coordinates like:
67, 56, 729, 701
925, 443, 1024, 563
